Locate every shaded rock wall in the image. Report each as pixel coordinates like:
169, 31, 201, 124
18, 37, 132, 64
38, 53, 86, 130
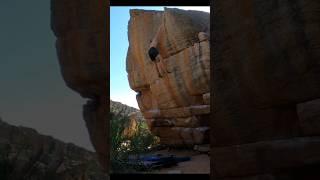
50, 0, 108, 172
212, 1, 320, 179
126, 8, 210, 147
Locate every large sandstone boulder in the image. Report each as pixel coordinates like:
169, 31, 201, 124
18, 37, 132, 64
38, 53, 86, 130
50, 0, 108, 172
212, 1, 320, 179
126, 8, 210, 147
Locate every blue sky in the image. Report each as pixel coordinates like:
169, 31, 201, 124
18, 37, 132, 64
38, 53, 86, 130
110, 6, 210, 109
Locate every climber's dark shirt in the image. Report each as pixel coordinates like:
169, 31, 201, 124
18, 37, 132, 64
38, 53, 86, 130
148, 47, 159, 61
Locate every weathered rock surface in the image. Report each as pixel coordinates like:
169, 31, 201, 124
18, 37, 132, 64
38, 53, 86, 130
0, 118, 106, 180
212, 1, 320, 179
297, 98, 320, 136
126, 8, 210, 147
50, 0, 108, 172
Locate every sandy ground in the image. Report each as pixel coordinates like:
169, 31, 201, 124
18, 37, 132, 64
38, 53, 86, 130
146, 149, 210, 174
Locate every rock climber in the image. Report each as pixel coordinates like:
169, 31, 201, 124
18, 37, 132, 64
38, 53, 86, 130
148, 24, 167, 78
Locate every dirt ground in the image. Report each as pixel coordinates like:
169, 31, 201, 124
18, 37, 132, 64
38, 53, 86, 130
146, 149, 210, 174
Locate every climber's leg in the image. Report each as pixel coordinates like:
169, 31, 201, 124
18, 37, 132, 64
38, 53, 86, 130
154, 62, 163, 78
155, 57, 166, 77
157, 55, 168, 74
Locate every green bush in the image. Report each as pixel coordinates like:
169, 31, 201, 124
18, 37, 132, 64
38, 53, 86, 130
110, 112, 159, 173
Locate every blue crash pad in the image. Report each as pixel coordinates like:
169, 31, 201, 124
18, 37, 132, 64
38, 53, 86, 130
140, 154, 191, 168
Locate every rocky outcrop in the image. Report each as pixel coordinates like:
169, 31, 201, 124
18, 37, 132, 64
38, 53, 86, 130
126, 8, 210, 147
122, 113, 139, 137
0, 118, 106, 180
212, 1, 320, 179
110, 100, 144, 137
50, 0, 108, 172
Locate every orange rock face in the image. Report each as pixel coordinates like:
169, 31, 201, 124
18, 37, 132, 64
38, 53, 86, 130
126, 8, 210, 147
123, 112, 139, 137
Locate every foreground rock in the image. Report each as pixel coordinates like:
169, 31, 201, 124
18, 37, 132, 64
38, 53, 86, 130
213, 1, 320, 179
0, 118, 106, 179
51, 0, 108, 172
126, 8, 210, 147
